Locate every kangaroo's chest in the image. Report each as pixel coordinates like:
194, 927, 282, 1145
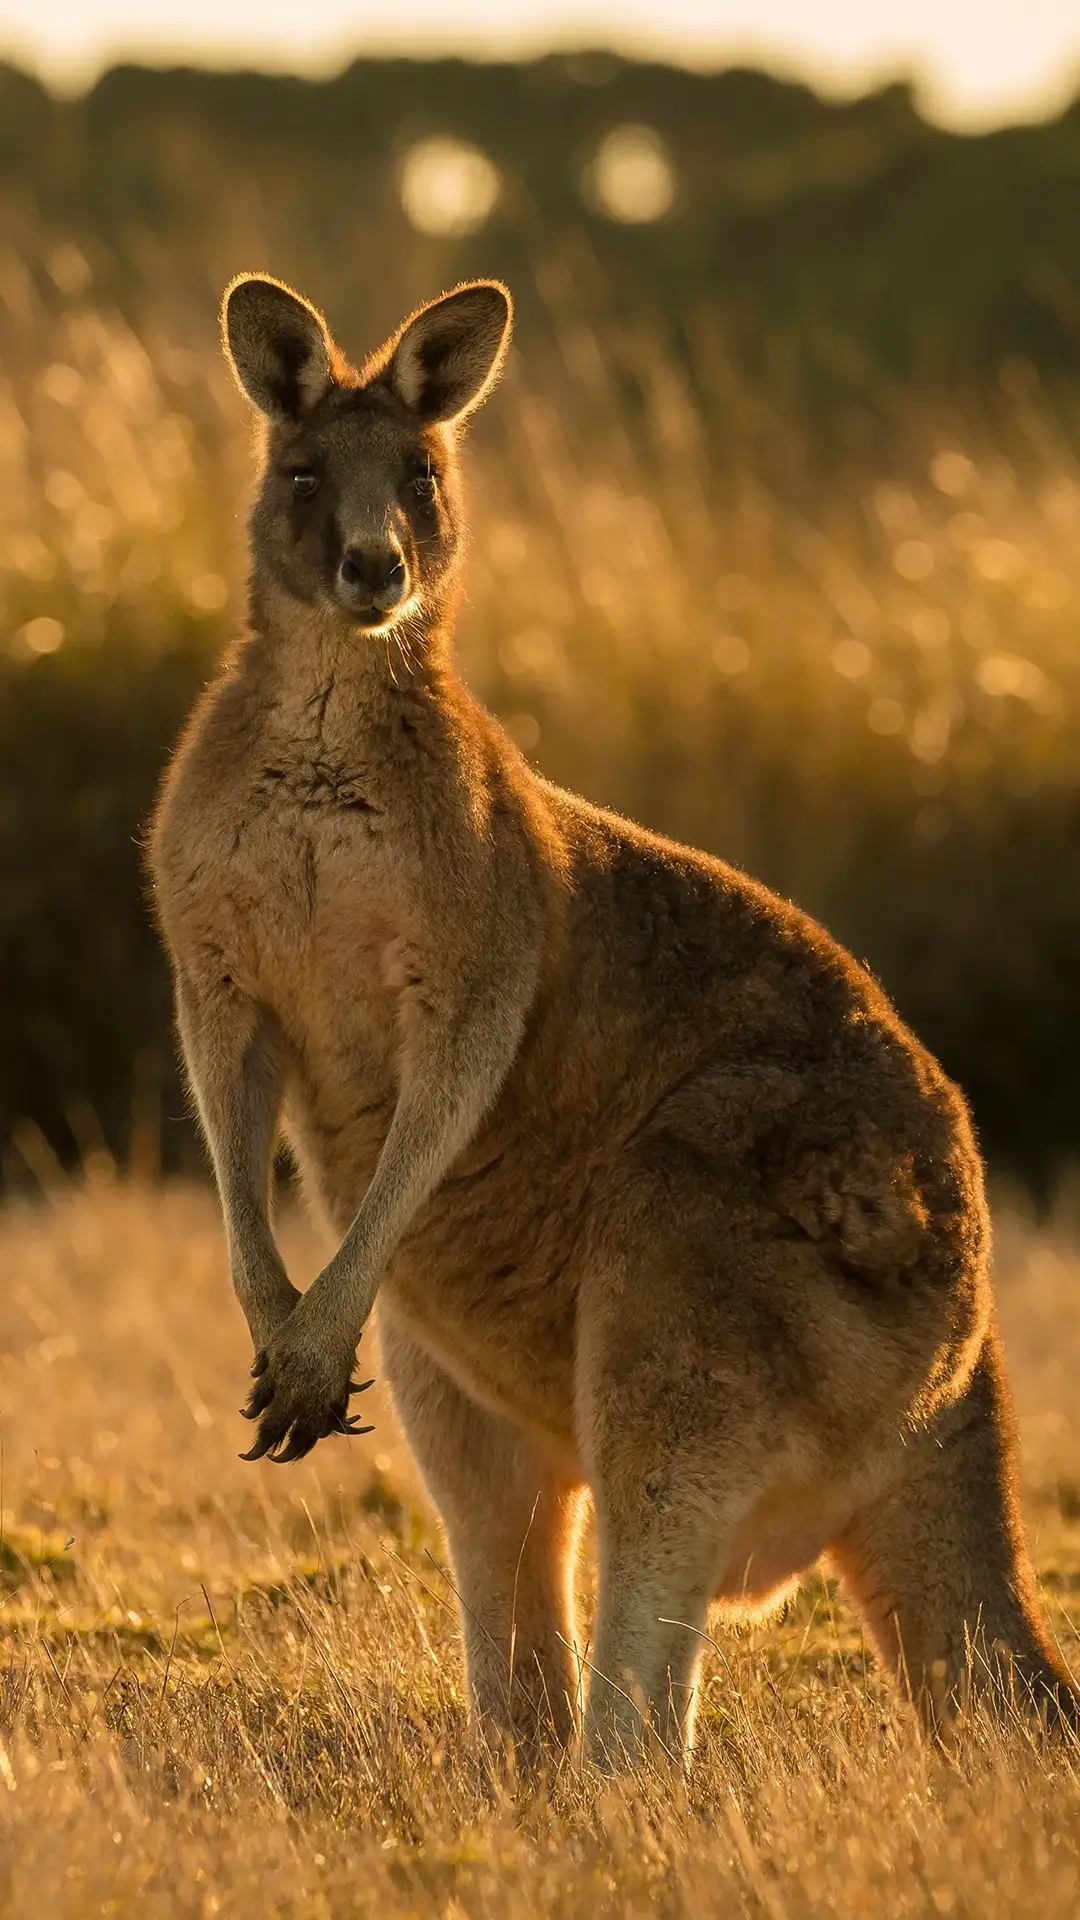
172, 736, 414, 1114
218, 760, 398, 991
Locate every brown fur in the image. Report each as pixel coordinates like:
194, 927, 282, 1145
149, 275, 1078, 1765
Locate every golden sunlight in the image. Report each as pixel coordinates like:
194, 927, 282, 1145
398, 137, 501, 237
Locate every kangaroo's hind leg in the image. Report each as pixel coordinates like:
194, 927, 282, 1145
577, 1256, 775, 1767
379, 1305, 586, 1755
830, 1332, 1079, 1731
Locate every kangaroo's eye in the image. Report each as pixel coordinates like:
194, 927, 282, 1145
292, 470, 319, 498
411, 471, 438, 503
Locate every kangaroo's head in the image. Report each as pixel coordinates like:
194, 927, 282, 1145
222, 274, 512, 634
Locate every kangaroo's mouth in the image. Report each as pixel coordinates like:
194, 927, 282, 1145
334, 590, 421, 636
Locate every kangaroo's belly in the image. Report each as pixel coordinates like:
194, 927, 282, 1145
378, 1265, 581, 1459
302, 1111, 590, 1450
270, 962, 402, 1227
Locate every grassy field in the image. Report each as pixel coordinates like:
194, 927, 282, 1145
0, 1176, 1077, 1916
5, 78, 1080, 1912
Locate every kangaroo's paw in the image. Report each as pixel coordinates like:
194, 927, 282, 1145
239, 1309, 374, 1463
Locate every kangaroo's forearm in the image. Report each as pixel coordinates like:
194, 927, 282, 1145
307, 957, 537, 1344
176, 978, 295, 1341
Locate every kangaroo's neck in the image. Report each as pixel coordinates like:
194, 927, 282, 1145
241, 581, 461, 737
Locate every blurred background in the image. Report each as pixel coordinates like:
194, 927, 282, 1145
3, 2, 1080, 1195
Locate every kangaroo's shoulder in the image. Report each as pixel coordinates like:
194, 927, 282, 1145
150, 651, 267, 861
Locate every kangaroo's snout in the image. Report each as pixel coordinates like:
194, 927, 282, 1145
337, 538, 409, 622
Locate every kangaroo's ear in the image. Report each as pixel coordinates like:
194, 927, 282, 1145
222, 274, 339, 419
382, 281, 512, 425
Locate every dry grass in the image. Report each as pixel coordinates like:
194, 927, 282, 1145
0, 1177, 1077, 1915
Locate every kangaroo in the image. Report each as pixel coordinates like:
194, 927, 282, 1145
149, 273, 1078, 1764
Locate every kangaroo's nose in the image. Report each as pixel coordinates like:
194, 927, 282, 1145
338, 542, 408, 612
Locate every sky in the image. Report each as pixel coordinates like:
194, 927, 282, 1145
2, 0, 1080, 131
